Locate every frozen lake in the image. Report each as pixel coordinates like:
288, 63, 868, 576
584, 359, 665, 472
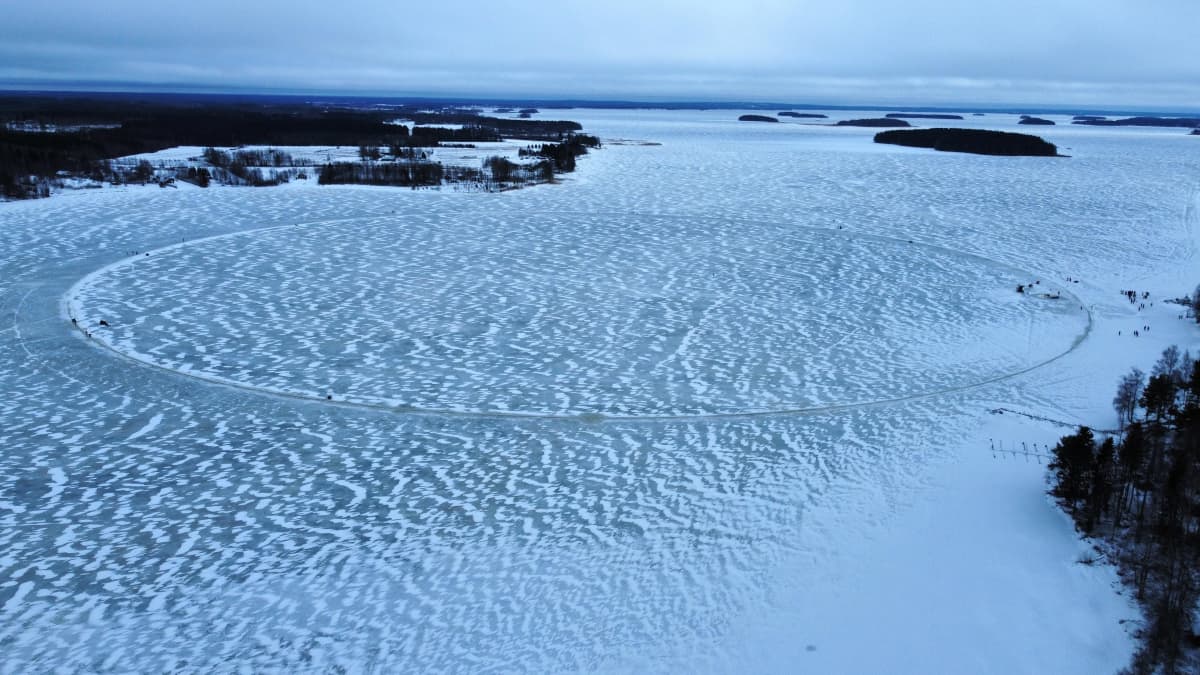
72, 212, 1085, 418
3, 109, 1196, 672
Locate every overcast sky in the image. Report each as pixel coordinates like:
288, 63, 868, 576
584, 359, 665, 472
1, 0, 1197, 108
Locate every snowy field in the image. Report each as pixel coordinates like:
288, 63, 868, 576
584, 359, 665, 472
118, 137, 539, 171
2, 108, 1199, 672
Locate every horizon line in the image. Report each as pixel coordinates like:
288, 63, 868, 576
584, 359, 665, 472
1, 83, 1198, 118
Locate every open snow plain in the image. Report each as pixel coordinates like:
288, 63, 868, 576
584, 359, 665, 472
3, 109, 1198, 672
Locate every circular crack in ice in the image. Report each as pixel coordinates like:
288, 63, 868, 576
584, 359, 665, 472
68, 213, 1090, 419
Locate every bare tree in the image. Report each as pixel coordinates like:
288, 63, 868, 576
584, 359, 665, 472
1153, 345, 1181, 382
1114, 367, 1145, 430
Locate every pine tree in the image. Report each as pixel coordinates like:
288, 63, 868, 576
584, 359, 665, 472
1140, 373, 1177, 427
1086, 437, 1116, 532
1114, 422, 1146, 528
1049, 426, 1096, 524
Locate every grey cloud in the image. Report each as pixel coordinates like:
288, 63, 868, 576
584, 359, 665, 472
1, 0, 1197, 107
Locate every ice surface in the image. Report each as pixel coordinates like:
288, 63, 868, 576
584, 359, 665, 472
71, 212, 1086, 417
2, 108, 1195, 672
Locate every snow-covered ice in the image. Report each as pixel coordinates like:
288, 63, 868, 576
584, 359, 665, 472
70, 211, 1086, 417
2, 108, 1197, 672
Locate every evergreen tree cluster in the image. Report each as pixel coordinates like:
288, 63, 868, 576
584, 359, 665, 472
874, 128, 1059, 156
884, 113, 964, 120
317, 161, 456, 188
1074, 116, 1200, 129
836, 118, 912, 128
1018, 115, 1056, 126
0, 126, 148, 197
410, 125, 502, 145
1048, 346, 1200, 673
400, 112, 581, 139
737, 114, 779, 123
517, 134, 601, 173
317, 133, 597, 191
481, 156, 555, 187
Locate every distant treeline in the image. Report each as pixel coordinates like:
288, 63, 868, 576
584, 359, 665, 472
885, 113, 963, 120
318, 161, 469, 188
0, 124, 160, 198
411, 126, 502, 144
1074, 116, 1200, 128
320, 133, 600, 192
316, 158, 537, 191
874, 128, 1058, 156
0, 95, 588, 199
836, 118, 911, 128
400, 112, 579, 138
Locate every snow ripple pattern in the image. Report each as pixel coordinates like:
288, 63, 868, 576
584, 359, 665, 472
3, 113, 1193, 671
73, 212, 1084, 417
